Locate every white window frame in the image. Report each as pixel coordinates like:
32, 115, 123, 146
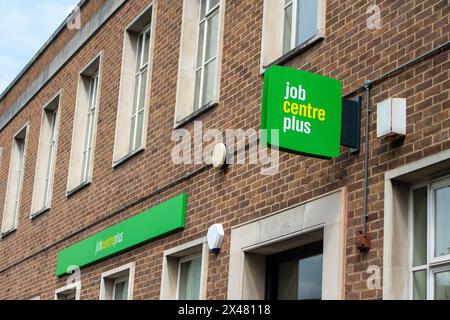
1, 124, 28, 236
112, 275, 129, 300
81, 72, 99, 184
283, 0, 298, 52
174, 0, 225, 127
100, 262, 135, 300
160, 238, 209, 300
30, 93, 61, 217
260, 0, 326, 71
383, 150, 450, 300
43, 109, 58, 207
193, 0, 220, 112
129, 26, 151, 154
409, 175, 450, 300
55, 281, 81, 300
67, 53, 102, 195
283, 0, 324, 53
0, 147, 3, 190
113, 3, 156, 166
176, 252, 203, 300
0, 147, 3, 170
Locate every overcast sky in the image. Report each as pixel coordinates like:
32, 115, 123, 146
0, 0, 79, 94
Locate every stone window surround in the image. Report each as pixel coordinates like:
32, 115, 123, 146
1, 123, 29, 237
55, 281, 81, 300
66, 53, 103, 197
112, 2, 157, 168
260, 0, 326, 72
30, 92, 62, 218
383, 149, 450, 300
160, 237, 209, 300
173, 0, 226, 128
99, 262, 135, 300
228, 187, 347, 300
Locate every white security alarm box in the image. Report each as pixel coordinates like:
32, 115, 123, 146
376, 98, 406, 139
207, 224, 224, 254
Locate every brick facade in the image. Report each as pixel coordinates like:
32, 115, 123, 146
0, 0, 449, 300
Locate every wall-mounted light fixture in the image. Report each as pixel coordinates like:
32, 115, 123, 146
211, 143, 227, 169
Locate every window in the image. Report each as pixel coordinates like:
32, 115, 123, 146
113, 5, 155, 165
193, 0, 220, 111
1, 125, 27, 236
55, 282, 81, 300
100, 263, 134, 300
266, 241, 323, 300
283, 0, 320, 54
129, 27, 150, 153
31, 95, 60, 216
260, 0, 325, 68
174, 0, 225, 125
0, 146, 3, 185
411, 177, 450, 300
112, 276, 129, 300
228, 189, 345, 300
82, 73, 99, 183
177, 253, 202, 299
67, 55, 102, 194
160, 239, 209, 300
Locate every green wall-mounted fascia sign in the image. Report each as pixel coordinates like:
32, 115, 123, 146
261, 65, 342, 158
56, 194, 187, 277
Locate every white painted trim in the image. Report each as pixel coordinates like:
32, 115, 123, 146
99, 262, 135, 300
160, 237, 209, 300
0, 147, 3, 170
175, 252, 202, 300
112, 276, 130, 300
429, 264, 450, 299
55, 281, 81, 300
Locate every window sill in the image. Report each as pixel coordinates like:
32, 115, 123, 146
67, 181, 92, 198
174, 101, 218, 129
262, 33, 324, 72
30, 207, 50, 220
1, 228, 17, 239
112, 147, 145, 169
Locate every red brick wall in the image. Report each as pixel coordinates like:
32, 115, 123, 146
0, 0, 449, 299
